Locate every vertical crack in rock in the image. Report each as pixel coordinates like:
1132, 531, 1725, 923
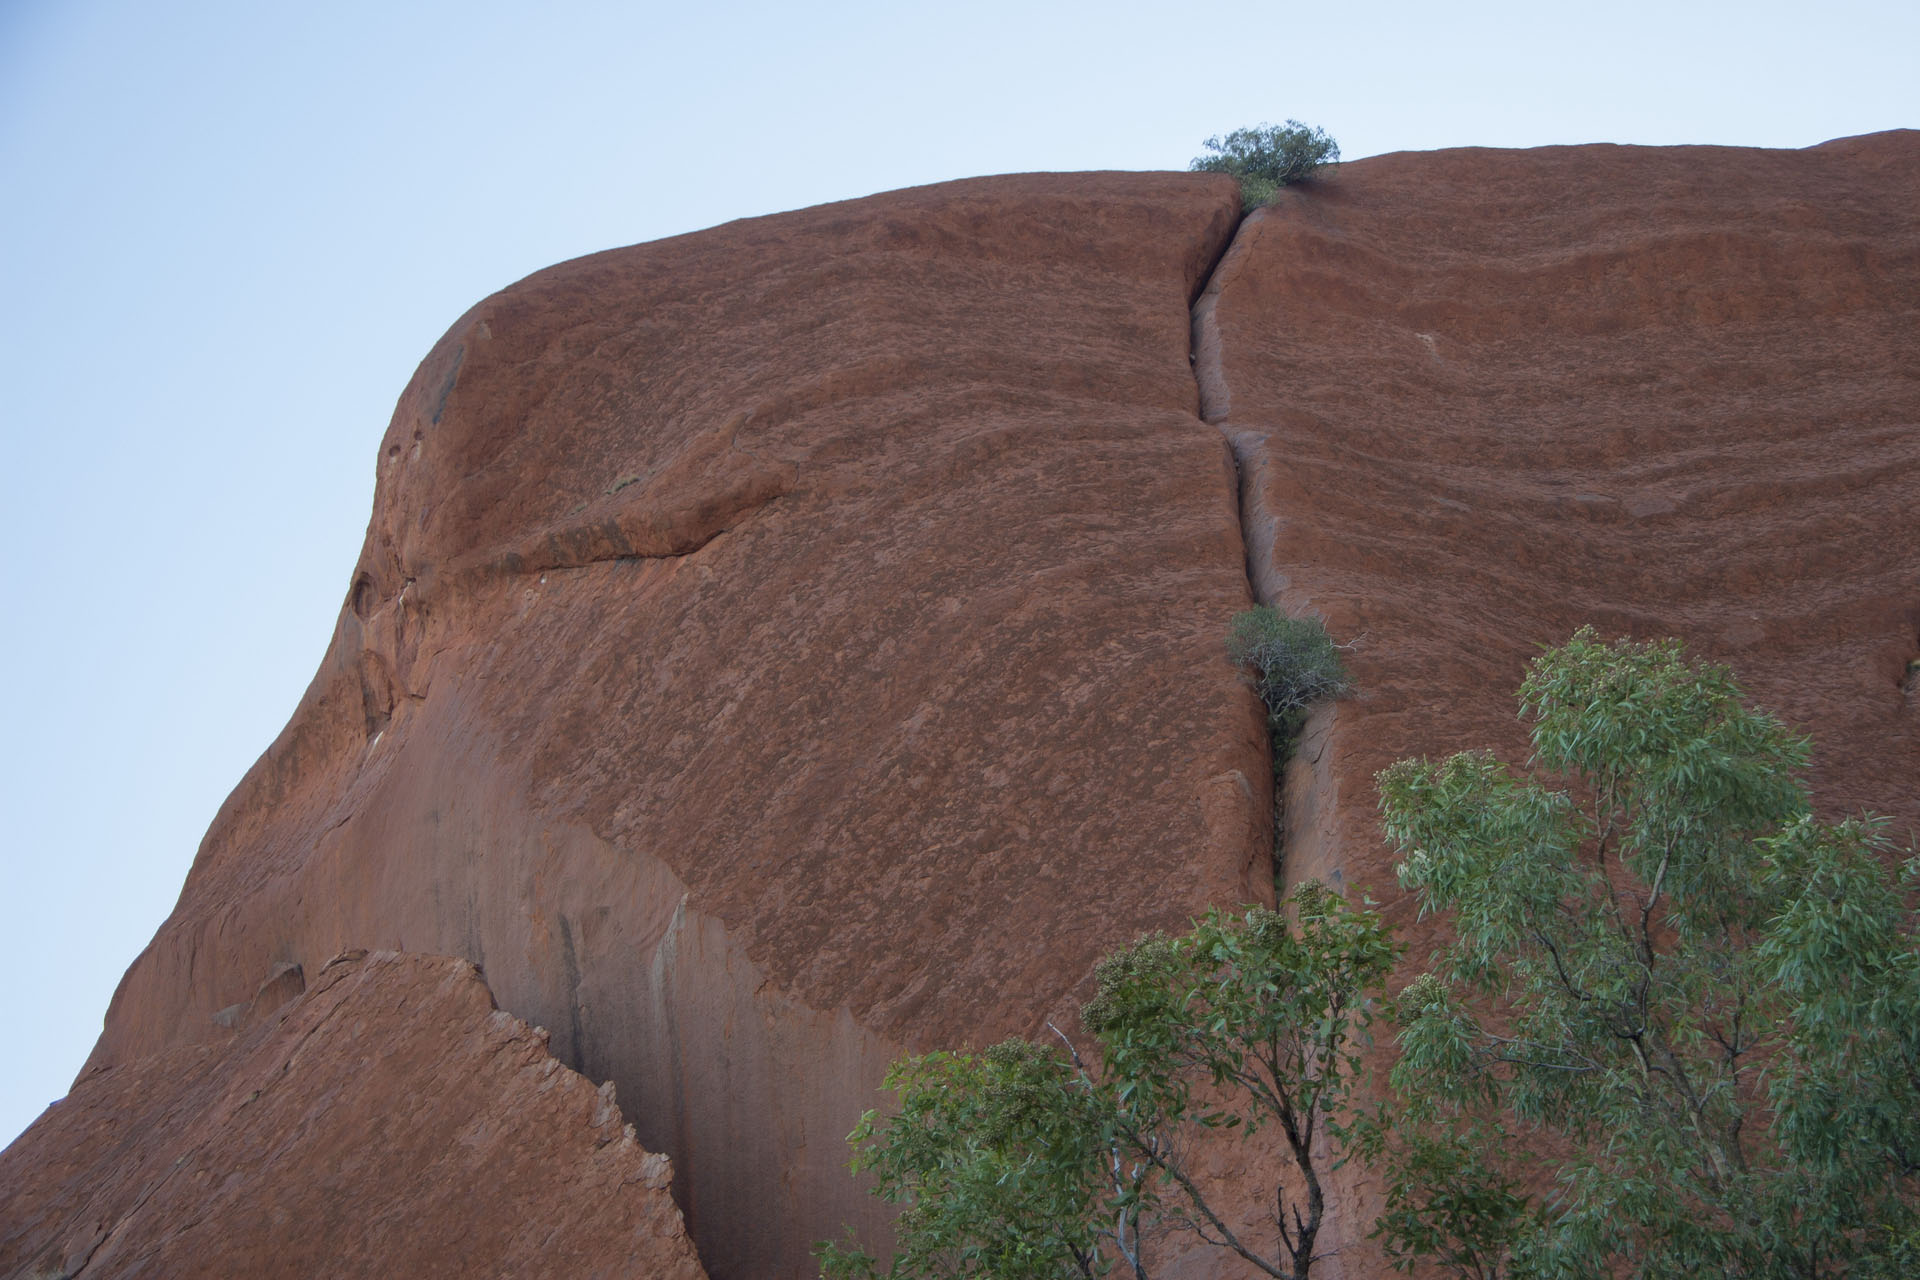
558, 913, 588, 1075
1188, 208, 1330, 891
1191, 212, 1281, 605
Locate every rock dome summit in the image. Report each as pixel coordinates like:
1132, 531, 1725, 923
4, 132, 1915, 1279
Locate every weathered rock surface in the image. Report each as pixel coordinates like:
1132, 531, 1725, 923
0, 950, 705, 1280
14, 134, 1916, 1280
1195, 130, 1920, 1270
69, 173, 1264, 1279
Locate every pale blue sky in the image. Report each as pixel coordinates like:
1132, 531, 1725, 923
2, 0, 1914, 1147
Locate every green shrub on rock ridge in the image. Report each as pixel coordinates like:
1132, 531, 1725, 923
1191, 121, 1340, 207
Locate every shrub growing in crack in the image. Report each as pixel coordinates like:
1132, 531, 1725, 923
1191, 122, 1340, 208
1227, 606, 1354, 762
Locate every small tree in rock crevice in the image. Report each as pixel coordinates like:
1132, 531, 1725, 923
1227, 606, 1354, 766
1191, 122, 1340, 208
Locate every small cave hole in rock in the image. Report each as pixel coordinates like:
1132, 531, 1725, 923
350, 573, 379, 621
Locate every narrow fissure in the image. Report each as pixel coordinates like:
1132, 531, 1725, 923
1187, 208, 1306, 893
1190, 211, 1279, 603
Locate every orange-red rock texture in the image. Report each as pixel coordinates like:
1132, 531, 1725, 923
1195, 132, 1918, 905
0, 951, 706, 1279
1197, 132, 1920, 1271
47, 172, 1268, 1280
6, 134, 1915, 1279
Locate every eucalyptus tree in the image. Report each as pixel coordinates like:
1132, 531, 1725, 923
1371, 628, 1919, 1278
820, 885, 1399, 1280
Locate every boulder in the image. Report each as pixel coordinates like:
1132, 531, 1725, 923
0, 950, 705, 1280
21, 132, 1918, 1279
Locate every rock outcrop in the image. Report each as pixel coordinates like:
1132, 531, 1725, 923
9, 133, 1916, 1280
1195, 131, 1920, 1269
1198, 131, 1918, 897
0, 950, 706, 1279
71, 173, 1267, 1280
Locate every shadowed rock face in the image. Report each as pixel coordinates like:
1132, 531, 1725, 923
0, 951, 706, 1280
77, 172, 1266, 1280
16, 135, 1917, 1280
1194, 130, 1920, 1272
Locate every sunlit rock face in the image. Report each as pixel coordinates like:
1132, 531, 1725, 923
1194, 130, 1920, 1272
72, 171, 1266, 1280
15, 131, 1917, 1280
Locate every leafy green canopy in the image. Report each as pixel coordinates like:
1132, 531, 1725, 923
821, 885, 1401, 1280
1371, 627, 1920, 1278
1190, 121, 1339, 208
818, 1040, 1117, 1280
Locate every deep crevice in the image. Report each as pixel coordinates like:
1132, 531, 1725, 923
1186, 206, 1313, 894
1190, 211, 1277, 606
1186, 199, 1247, 311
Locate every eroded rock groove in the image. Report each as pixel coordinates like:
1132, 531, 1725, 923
1188, 205, 1327, 893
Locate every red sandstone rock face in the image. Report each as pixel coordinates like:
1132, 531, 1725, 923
0, 951, 706, 1280
73, 173, 1263, 1279
1195, 130, 1920, 1273
15, 135, 1916, 1280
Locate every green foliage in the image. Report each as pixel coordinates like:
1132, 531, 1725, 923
1191, 121, 1340, 207
1372, 627, 1920, 1278
1090, 883, 1402, 1279
823, 884, 1401, 1280
1227, 606, 1353, 758
1355, 1107, 1535, 1280
818, 1040, 1118, 1280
